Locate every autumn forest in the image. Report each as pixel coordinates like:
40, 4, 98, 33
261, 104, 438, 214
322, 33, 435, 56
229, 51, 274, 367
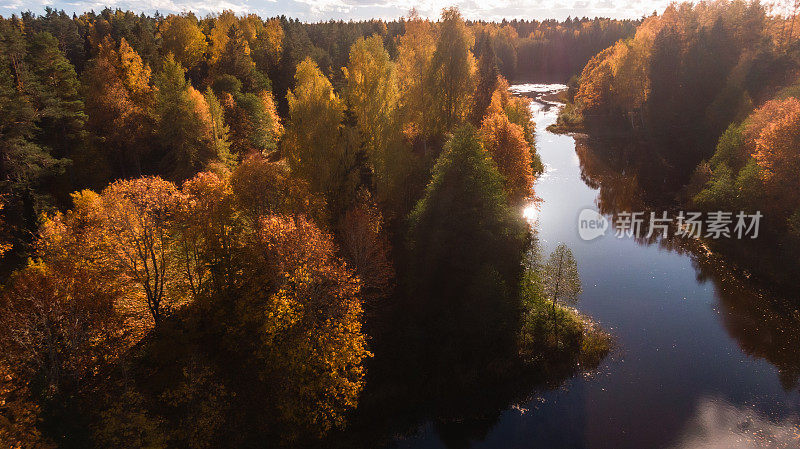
2, 1, 800, 448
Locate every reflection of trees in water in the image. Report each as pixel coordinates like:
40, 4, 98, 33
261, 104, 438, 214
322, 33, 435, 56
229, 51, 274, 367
575, 136, 645, 214
577, 131, 800, 289
692, 251, 800, 391
655, 236, 800, 392
575, 135, 684, 214
321, 303, 598, 449
575, 135, 800, 392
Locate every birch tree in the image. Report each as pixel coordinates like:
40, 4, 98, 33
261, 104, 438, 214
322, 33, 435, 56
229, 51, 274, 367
543, 243, 582, 338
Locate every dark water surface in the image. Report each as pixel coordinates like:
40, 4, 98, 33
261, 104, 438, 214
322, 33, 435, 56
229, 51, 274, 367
391, 84, 800, 449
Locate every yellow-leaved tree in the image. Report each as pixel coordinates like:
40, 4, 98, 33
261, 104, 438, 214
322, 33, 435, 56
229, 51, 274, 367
344, 35, 398, 166
749, 98, 800, 218
284, 58, 357, 216
242, 214, 369, 441
425, 7, 477, 137
159, 13, 208, 72
396, 10, 436, 141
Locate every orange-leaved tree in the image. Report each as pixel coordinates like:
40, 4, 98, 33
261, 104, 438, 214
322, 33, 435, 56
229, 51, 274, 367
234, 214, 370, 441
749, 97, 800, 218
99, 177, 184, 325
83, 37, 154, 178
480, 111, 534, 204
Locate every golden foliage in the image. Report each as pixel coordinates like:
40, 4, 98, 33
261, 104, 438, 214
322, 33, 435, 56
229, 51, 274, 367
396, 11, 435, 139
206, 10, 238, 65
425, 7, 477, 135
178, 170, 239, 296
486, 76, 536, 145
243, 214, 370, 438
229, 156, 326, 225
480, 111, 534, 204
99, 177, 185, 325
0, 194, 130, 401
285, 58, 356, 209
0, 365, 54, 449
344, 35, 398, 156
160, 14, 208, 70
747, 98, 800, 214
261, 18, 284, 62
83, 37, 154, 174
576, 46, 615, 116
258, 90, 283, 142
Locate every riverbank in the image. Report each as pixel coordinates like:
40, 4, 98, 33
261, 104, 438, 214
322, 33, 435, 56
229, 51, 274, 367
550, 98, 800, 301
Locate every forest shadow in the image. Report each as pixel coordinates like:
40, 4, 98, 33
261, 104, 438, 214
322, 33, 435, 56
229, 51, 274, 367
319, 288, 610, 449
574, 135, 800, 395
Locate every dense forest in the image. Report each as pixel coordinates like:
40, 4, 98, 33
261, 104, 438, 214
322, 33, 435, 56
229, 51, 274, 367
0, 7, 624, 447
555, 0, 800, 291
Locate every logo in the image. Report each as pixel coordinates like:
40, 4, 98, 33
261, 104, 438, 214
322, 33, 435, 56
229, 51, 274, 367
578, 208, 608, 241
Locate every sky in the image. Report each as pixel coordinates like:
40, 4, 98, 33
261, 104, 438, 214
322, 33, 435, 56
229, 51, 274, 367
2, 0, 678, 22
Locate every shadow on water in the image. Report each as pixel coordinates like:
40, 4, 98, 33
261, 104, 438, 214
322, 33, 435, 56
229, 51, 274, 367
575, 126, 800, 396
321, 348, 598, 449
575, 128, 800, 296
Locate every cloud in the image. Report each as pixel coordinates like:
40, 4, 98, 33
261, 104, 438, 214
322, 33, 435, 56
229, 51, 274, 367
1, 0, 25, 10
4, 0, 678, 20
670, 397, 800, 449
596, 0, 613, 9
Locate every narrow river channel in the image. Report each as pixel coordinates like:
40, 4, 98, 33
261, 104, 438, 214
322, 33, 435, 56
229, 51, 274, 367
392, 84, 800, 449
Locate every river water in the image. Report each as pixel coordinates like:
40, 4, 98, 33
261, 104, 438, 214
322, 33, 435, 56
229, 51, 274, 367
391, 84, 800, 448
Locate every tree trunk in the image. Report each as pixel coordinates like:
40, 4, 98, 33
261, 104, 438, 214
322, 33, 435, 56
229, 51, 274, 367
552, 251, 564, 344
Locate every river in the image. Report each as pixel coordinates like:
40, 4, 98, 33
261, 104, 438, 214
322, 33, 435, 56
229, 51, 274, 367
390, 84, 800, 448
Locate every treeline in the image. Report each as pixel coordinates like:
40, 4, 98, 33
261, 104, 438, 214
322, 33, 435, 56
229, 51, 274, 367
0, 8, 640, 257
0, 7, 608, 448
556, 0, 800, 287
507, 17, 640, 81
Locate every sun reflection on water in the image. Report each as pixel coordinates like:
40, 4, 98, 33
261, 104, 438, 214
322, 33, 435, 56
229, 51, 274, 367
523, 203, 539, 222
